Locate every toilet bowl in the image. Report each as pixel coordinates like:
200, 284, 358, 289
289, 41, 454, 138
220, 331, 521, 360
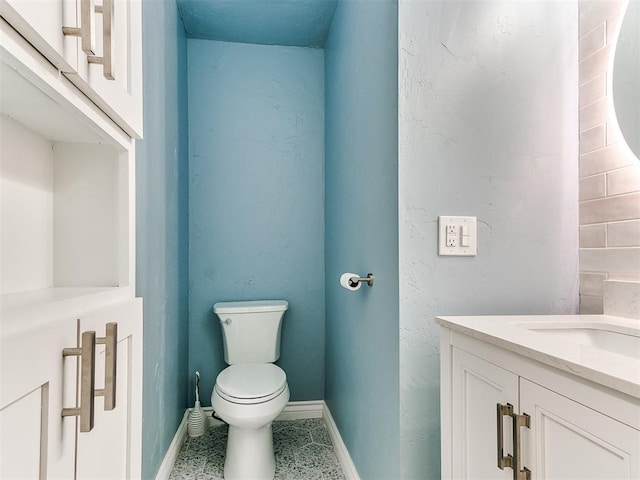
211, 300, 290, 480
212, 363, 289, 480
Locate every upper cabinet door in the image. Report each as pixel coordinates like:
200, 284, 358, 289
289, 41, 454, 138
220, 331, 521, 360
68, 0, 143, 138
0, 0, 79, 72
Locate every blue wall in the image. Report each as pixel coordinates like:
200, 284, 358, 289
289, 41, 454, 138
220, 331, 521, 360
136, 0, 189, 478
324, 1, 400, 478
187, 40, 325, 404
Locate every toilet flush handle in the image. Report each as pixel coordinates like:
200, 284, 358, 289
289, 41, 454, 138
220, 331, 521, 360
222, 318, 232, 325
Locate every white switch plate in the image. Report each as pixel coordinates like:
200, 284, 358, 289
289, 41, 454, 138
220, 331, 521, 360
438, 216, 477, 256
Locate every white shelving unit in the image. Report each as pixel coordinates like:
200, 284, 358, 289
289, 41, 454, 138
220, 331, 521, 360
0, 3, 143, 477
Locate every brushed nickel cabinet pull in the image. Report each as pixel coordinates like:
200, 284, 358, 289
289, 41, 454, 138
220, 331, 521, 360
513, 412, 531, 480
62, 0, 96, 54
95, 322, 117, 410
62, 330, 96, 433
87, 0, 114, 80
497, 403, 514, 470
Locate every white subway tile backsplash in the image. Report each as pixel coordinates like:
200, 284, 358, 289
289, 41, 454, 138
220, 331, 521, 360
606, 163, 640, 196
579, 74, 605, 107
580, 193, 640, 224
579, 294, 604, 313
580, 224, 607, 247
579, 143, 633, 176
609, 273, 640, 282
580, 247, 640, 274
606, 123, 623, 145
578, 0, 638, 312
608, 220, 640, 247
580, 272, 608, 295
603, 280, 640, 319
605, 11, 623, 45
579, 0, 598, 16
579, 0, 625, 36
579, 23, 606, 60
579, 97, 608, 132
579, 45, 611, 83
579, 174, 606, 200
579, 125, 606, 153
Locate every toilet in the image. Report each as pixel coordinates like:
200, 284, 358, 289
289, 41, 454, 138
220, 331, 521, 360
211, 300, 290, 480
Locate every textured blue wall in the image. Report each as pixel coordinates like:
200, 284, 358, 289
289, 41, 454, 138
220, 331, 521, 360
136, 1, 189, 478
324, 1, 400, 478
177, 0, 337, 47
188, 40, 325, 404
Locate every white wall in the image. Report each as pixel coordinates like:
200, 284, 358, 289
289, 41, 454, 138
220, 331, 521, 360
398, 1, 579, 477
0, 115, 53, 294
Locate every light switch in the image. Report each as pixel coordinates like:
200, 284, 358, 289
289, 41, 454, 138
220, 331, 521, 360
438, 216, 477, 256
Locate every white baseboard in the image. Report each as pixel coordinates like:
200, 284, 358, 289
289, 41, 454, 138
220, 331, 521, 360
154, 410, 189, 480
276, 400, 324, 420
322, 401, 361, 480
155, 400, 358, 480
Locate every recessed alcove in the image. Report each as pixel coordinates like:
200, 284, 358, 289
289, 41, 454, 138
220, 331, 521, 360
0, 57, 133, 324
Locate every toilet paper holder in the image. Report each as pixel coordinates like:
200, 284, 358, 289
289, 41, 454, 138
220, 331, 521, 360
348, 273, 374, 288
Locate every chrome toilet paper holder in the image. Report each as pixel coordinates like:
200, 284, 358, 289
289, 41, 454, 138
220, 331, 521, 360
348, 273, 374, 288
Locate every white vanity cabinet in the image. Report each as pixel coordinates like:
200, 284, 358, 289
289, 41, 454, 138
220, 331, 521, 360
0, 0, 143, 137
440, 323, 640, 480
0, 4, 142, 477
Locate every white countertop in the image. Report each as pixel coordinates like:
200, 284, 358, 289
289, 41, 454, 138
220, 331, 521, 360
435, 314, 640, 399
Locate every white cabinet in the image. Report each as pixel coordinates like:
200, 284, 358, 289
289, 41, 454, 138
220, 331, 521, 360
0, 0, 78, 72
0, 8, 142, 478
0, 0, 142, 137
521, 379, 640, 479
450, 348, 518, 479
442, 333, 640, 480
75, 300, 143, 480
0, 315, 77, 479
68, 0, 143, 138
0, 300, 142, 479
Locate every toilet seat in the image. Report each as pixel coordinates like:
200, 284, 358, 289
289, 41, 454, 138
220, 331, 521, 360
215, 363, 287, 405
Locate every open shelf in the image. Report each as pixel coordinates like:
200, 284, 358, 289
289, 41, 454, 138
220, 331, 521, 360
0, 35, 135, 333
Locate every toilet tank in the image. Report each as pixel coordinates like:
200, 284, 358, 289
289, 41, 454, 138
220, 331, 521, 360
213, 300, 288, 365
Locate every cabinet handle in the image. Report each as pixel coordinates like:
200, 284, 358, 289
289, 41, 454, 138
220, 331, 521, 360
95, 322, 117, 410
87, 0, 115, 80
497, 403, 514, 470
62, 0, 96, 54
512, 412, 531, 480
62, 331, 96, 433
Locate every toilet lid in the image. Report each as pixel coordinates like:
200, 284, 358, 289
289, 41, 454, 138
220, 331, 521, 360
215, 363, 287, 403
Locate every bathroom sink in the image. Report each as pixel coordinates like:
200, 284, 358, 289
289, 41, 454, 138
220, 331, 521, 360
515, 322, 640, 359
436, 314, 640, 399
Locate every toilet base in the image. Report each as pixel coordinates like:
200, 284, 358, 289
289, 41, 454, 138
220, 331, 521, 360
224, 422, 275, 480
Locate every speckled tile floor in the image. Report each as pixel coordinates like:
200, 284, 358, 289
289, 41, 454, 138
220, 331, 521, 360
169, 418, 346, 480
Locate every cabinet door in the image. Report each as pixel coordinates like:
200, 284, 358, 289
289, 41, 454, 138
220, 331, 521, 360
521, 379, 640, 479
67, 0, 142, 138
452, 348, 519, 479
0, 0, 78, 72
0, 317, 77, 479
75, 298, 143, 479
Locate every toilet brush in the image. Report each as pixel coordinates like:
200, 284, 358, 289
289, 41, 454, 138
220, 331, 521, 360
188, 371, 207, 437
